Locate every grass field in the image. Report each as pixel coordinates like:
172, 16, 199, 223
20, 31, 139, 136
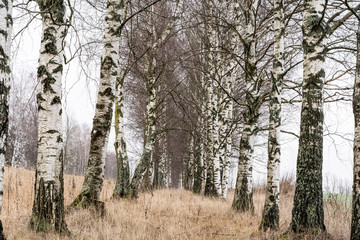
1, 167, 351, 239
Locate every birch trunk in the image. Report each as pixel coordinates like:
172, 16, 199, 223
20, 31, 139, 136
11, 134, 25, 168
290, 0, 327, 232
112, 77, 130, 198
211, 27, 222, 198
157, 130, 169, 188
112, 1, 129, 199
30, 0, 68, 233
72, 0, 123, 207
128, 54, 157, 198
0, 0, 11, 237
260, 0, 284, 231
193, 107, 206, 194
220, 72, 234, 200
204, 75, 216, 196
232, 0, 260, 212
184, 133, 195, 190
204, 21, 222, 197
260, 0, 285, 231
351, 18, 360, 240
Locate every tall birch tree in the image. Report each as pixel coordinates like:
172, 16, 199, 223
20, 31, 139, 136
232, 0, 261, 212
112, 2, 130, 199
289, 0, 360, 233
0, 0, 12, 238
290, 0, 327, 232
260, 0, 284, 231
30, 0, 68, 233
72, 0, 124, 207
347, 2, 360, 239
352, 18, 360, 240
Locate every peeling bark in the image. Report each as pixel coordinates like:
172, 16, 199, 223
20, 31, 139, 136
291, 0, 327, 232
260, 0, 284, 231
30, 0, 68, 234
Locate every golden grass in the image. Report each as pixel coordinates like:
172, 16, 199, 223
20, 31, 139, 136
1, 167, 351, 240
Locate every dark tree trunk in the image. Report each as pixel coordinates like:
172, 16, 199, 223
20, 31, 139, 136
290, 0, 327, 233
351, 17, 360, 240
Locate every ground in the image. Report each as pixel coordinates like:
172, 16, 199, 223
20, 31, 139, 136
1, 167, 350, 239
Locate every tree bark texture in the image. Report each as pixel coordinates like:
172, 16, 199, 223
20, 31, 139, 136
128, 54, 157, 198
351, 17, 360, 240
0, 0, 11, 238
30, 0, 68, 234
72, 0, 124, 207
184, 133, 195, 190
291, 0, 327, 232
232, 0, 260, 212
129, 2, 180, 197
112, 1, 129, 199
260, 0, 284, 231
113, 77, 130, 198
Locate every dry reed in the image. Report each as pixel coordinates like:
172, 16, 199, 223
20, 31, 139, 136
1, 167, 351, 239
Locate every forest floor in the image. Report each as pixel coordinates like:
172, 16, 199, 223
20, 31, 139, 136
1, 167, 350, 240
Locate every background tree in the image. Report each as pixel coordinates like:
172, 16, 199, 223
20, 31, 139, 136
128, 0, 181, 198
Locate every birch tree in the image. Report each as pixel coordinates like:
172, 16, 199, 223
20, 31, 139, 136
112, 73, 131, 198
199, 0, 237, 199
112, 1, 130, 199
232, 0, 261, 212
290, 0, 327, 232
72, 0, 125, 207
344, 1, 360, 238
29, 0, 68, 233
0, 0, 12, 237
352, 17, 360, 239
290, 0, 360, 232
260, 0, 284, 231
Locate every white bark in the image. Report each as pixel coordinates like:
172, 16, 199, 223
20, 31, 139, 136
36, 13, 65, 201
159, 130, 170, 188
77, 0, 123, 203
232, 0, 260, 212
31, 0, 68, 233
129, 54, 157, 197
220, 67, 235, 200
0, 1, 12, 230
261, 0, 284, 230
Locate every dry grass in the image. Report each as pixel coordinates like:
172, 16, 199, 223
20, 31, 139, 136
1, 167, 351, 239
